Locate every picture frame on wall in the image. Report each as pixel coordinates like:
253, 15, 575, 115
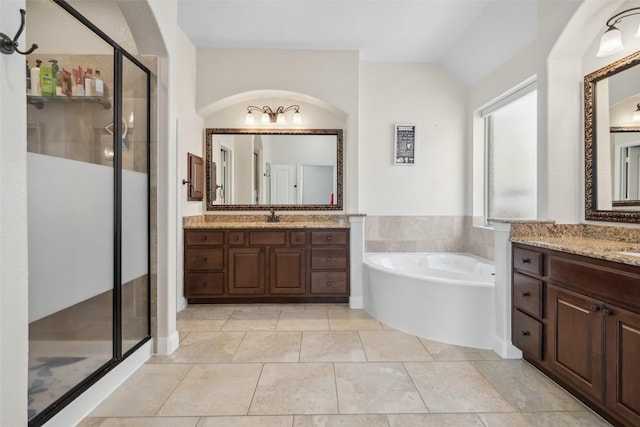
394, 124, 415, 165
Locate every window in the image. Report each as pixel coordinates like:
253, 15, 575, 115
481, 81, 537, 221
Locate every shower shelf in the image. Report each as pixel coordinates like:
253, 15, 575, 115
27, 94, 112, 110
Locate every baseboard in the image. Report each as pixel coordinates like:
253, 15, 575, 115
492, 336, 523, 359
155, 330, 180, 355
43, 341, 152, 427
349, 296, 364, 309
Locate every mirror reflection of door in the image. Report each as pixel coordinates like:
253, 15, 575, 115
220, 146, 232, 204
270, 164, 295, 203
627, 145, 640, 200
300, 164, 335, 204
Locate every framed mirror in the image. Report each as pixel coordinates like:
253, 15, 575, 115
585, 50, 640, 223
205, 128, 343, 210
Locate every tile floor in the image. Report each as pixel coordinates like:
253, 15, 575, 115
78, 304, 612, 427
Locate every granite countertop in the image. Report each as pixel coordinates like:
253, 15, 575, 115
510, 223, 640, 267
183, 214, 351, 229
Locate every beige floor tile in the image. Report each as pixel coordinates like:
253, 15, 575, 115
334, 362, 427, 414
386, 413, 485, 426
149, 332, 244, 363
221, 309, 280, 331
76, 419, 107, 427
294, 414, 389, 426
329, 318, 383, 330
249, 363, 338, 415
300, 331, 367, 362
197, 415, 293, 426
157, 363, 262, 416
567, 411, 612, 426
177, 319, 226, 332
88, 417, 200, 427
420, 338, 500, 361
404, 361, 515, 413
276, 310, 330, 331
89, 364, 192, 417
177, 305, 234, 320
328, 308, 373, 319
477, 411, 607, 427
260, 303, 307, 312
472, 360, 584, 412
232, 331, 301, 362
360, 331, 434, 361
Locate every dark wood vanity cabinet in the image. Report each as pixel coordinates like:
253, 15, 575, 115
512, 243, 640, 427
185, 228, 349, 303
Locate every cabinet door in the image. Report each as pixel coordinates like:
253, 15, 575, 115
547, 285, 604, 401
605, 305, 640, 426
269, 247, 306, 295
229, 248, 266, 295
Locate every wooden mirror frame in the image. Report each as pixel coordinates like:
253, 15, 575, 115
205, 128, 343, 211
584, 50, 640, 223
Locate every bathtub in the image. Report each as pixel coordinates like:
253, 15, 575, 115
364, 252, 495, 349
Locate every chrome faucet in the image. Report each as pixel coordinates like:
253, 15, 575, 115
267, 209, 280, 223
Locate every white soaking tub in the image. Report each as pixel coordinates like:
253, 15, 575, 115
364, 252, 495, 349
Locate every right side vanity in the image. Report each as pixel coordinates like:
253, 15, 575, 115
510, 224, 640, 427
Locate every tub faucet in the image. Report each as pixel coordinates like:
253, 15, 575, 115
267, 209, 280, 223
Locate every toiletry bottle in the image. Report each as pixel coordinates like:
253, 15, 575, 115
26, 60, 31, 95
49, 59, 61, 96
76, 66, 85, 96
94, 70, 104, 96
40, 63, 54, 97
84, 67, 94, 96
31, 59, 42, 96
61, 69, 72, 96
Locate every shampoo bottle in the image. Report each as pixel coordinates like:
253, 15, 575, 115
40, 63, 55, 97
76, 66, 85, 96
94, 70, 104, 96
49, 60, 62, 96
84, 68, 94, 96
31, 60, 42, 96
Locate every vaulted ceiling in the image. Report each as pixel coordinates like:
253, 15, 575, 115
177, 0, 539, 86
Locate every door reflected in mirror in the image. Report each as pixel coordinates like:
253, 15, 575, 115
205, 129, 343, 211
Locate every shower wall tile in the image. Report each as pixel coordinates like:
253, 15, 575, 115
365, 216, 495, 260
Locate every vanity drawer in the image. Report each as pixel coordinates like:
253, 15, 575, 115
185, 230, 224, 246
185, 273, 224, 296
310, 272, 348, 294
311, 248, 347, 269
513, 309, 543, 360
513, 273, 543, 318
229, 231, 245, 245
290, 231, 307, 246
249, 231, 286, 246
513, 247, 543, 276
311, 230, 348, 246
185, 248, 224, 271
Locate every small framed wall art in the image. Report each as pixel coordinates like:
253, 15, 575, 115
394, 124, 415, 165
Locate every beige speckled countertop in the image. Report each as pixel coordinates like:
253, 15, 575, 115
510, 223, 640, 267
183, 214, 352, 229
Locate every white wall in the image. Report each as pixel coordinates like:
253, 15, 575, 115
196, 48, 360, 212
360, 62, 466, 215
0, 1, 29, 424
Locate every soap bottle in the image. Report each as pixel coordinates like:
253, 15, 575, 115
84, 67, 94, 96
39, 62, 54, 97
75, 66, 85, 96
26, 60, 31, 95
94, 69, 104, 96
49, 59, 61, 96
31, 59, 42, 96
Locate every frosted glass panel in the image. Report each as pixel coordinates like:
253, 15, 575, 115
487, 90, 537, 219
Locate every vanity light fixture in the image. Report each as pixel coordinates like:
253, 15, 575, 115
244, 105, 302, 125
596, 7, 640, 57
633, 103, 640, 122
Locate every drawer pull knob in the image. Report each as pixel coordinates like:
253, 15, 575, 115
522, 258, 531, 264
233, 236, 239, 241
202, 236, 208, 241
589, 304, 600, 312
521, 330, 531, 336
327, 257, 332, 262
603, 308, 613, 316
326, 281, 332, 286
202, 257, 208, 262
327, 236, 332, 241
201, 282, 208, 287
522, 291, 531, 297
